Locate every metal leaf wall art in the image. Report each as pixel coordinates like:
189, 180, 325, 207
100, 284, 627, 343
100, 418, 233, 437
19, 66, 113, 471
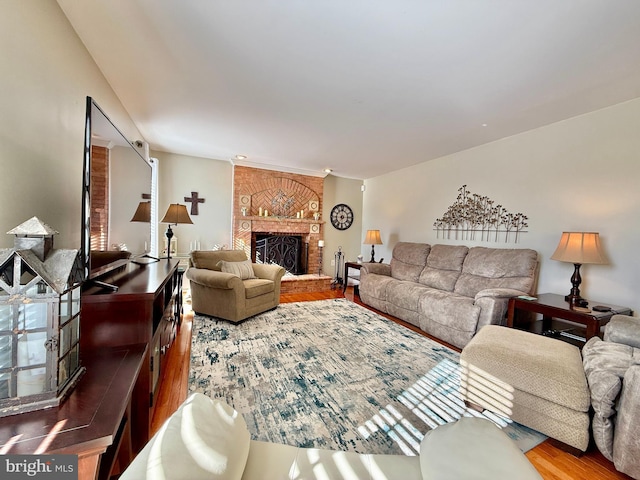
434, 185, 529, 243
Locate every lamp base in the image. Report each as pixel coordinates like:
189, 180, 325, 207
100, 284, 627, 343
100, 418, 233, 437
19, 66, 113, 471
165, 225, 174, 260
369, 244, 376, 263
565, 294, 589, 308
564, 263, 588, 307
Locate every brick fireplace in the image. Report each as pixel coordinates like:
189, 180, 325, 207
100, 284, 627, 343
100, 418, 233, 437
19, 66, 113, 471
233, 166, 331, 292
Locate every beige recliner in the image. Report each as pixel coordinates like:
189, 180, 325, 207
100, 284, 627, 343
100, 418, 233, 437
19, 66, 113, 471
186, 250, 285, 322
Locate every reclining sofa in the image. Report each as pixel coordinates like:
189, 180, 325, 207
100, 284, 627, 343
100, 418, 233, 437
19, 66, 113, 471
120, 392, 542, 480
359, 242, 538, 348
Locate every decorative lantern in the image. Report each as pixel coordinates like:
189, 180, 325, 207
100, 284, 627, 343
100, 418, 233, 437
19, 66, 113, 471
0, 217, 85, 416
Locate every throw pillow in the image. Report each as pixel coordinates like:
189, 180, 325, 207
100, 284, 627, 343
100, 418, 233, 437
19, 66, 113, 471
216, 260, 257, 279
120, 393, 250, 480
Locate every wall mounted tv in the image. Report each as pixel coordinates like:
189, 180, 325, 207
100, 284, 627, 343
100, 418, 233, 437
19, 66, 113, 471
81, 97, 153, 281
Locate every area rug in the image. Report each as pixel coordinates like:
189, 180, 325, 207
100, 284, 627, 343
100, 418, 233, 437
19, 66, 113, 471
189, 299, 546, 455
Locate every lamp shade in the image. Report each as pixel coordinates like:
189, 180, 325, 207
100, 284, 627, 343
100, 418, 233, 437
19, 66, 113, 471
364, 230, 382, 245
130, 201, 151, 223
161, 204, 193, 225
550, 232, 606, 265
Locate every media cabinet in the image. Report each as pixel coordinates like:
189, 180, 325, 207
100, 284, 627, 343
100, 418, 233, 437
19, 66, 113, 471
80, 258, 183, 476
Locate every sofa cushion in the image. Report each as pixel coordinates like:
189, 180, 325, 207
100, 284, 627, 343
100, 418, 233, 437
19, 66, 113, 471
386, 281, 435, 327
418, 290, 481, 348
120, 393, 250, 480
419, 417, 542, 480
418, 244, 468, 291
243, 441, 422, 480
454, 247, 537, 298
191, 250, 248, 270
218, 259, 257, 279
358, 273, 395, 313
390, 242, 431, 282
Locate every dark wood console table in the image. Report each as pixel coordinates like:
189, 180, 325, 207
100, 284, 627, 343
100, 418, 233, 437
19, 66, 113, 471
0, 344, 147, 480
507, 293, 632, 344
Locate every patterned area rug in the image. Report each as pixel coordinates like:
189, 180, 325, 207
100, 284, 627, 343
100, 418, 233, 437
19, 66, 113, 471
189, 299, 546, 455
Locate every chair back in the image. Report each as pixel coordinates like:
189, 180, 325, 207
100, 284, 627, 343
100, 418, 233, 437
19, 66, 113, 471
190, 250, 248, 270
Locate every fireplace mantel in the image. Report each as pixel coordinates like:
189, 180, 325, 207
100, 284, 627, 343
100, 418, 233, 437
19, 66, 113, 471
240, 216, 324, 224
233, 166, 325, 276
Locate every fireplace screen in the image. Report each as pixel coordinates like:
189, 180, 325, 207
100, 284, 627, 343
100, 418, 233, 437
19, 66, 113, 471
254, 235, 306, 275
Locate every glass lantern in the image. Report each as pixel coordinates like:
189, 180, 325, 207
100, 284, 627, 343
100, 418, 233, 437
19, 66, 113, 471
0, 249, 84, 416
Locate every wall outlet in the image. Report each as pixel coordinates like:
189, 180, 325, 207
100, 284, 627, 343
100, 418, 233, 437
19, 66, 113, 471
330, 259, 335, 266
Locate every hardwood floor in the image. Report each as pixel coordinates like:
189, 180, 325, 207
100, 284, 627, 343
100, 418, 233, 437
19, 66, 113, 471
151, 287, 630, 480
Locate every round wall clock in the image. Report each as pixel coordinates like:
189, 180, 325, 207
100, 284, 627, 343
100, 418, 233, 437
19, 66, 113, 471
330, 203, 354, 230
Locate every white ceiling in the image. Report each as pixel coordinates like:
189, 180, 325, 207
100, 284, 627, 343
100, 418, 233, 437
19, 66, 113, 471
58, 0, 640, 180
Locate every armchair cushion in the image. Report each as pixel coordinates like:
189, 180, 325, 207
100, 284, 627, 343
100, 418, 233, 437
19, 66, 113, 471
217, 260, 257, 280
191, 250, 248, 270
243, 279, 275, 299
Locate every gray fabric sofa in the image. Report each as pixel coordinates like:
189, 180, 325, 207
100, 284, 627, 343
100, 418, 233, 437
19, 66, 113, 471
359, 242, 538, 348
583, 315, 640, 479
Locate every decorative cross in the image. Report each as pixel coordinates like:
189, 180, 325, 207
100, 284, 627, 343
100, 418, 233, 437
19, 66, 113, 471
184, 191, 205, 215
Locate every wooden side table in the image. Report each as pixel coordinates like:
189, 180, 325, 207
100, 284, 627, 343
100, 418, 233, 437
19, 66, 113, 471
343, 262, 363, 294
507, 293, 632, 344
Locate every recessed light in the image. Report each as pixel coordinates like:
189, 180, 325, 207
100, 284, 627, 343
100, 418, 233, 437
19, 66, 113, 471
323, 168, 333, 173
481, 124, 488, 127
235, 154, 247, 160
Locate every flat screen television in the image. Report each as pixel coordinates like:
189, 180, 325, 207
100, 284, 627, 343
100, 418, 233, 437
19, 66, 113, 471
81, 97, 153, 281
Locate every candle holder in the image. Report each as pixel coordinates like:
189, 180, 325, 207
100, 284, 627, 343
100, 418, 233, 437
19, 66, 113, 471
317, 240, 324, 276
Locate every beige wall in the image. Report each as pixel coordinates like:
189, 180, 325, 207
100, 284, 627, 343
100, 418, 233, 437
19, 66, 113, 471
0, 0, 141, 249
153, 151, 233, 254
322, 175, 364, 276
6, 1, 638, 313
363, 97, 640, 313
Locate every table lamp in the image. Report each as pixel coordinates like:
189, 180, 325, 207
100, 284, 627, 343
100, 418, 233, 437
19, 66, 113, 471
160, 203, 193, 259
130, 201, 151, 223
550, 232, 606, 306
364, 229, 383, 263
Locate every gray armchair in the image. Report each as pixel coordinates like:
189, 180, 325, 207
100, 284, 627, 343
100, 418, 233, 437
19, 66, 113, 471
583, 314, 640, 479
186, 250, 285, 323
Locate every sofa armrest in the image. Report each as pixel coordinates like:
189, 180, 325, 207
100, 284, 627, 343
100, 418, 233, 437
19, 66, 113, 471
252, 263, 286, 282
604, 315, 640, 349
612, 364, 640, 479
185, 267, 243, 290
360, 263, 391, 276
474, 288, 529, 301
474, 289, 528, 330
